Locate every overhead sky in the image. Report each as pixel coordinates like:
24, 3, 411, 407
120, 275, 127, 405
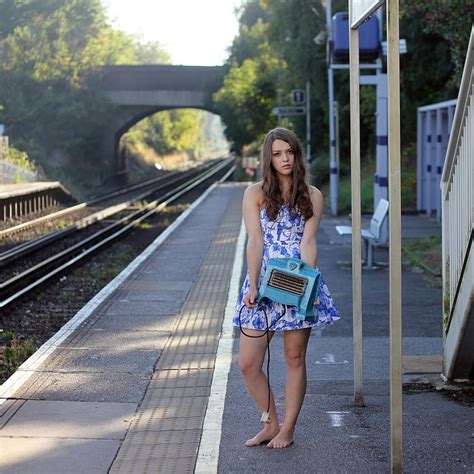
103, 0, 242, 66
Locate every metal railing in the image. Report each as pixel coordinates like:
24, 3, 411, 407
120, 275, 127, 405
417, 99, 457, 221
441, 27, 473, 327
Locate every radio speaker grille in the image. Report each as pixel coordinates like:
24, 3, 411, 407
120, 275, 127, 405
268, 270, 307, 296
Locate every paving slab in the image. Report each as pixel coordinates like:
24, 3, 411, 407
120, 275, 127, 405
86, 312, 179, 332
0, 399, 135, 438
9, 371, 149, 402
57, 328, 170, 351
0, 438, 120, 474
20, 347, 160, 375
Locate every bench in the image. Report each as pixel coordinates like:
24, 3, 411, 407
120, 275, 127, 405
335, 198, 389, 268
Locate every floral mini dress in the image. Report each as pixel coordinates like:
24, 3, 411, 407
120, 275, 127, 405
233, 205, 340, 331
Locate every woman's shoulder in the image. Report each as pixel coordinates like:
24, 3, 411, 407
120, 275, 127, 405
308, 185, 324, 206
244, 182, 265, 205
308, 185, 323, 199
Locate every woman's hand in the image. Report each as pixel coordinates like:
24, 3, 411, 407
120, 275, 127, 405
314, 297, 320, 306
243, 288, 259, 308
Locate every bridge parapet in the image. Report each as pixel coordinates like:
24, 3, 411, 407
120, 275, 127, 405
100, 64, 225, 109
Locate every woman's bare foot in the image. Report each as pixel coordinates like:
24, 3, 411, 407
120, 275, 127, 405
267, 428, 294, 449
245, 425, 280, 447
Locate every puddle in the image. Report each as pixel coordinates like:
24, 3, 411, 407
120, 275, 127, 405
326, 410, 350, 427
316, 353, 349, 364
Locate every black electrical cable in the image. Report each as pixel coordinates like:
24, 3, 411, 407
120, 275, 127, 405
238, 302, 287, 422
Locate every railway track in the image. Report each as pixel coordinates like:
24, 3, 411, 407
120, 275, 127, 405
0, 161, 218, 245
0, 158, 234, 309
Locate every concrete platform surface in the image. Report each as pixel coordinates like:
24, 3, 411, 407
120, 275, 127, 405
218, 210, 473, 473
1, 185, 472, 473
0, 181, 64, 198
0, 182, 245, 473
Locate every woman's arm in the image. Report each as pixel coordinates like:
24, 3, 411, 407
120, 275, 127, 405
300, 187, 324, 269
242, 185, 264, 308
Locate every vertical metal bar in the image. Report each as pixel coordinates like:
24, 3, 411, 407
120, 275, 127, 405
375, 73, 389, 244
335, 101, 340, 185
417, 110, 423, 210
328, 68, 338, 215
387, 0, 403, 471
327, 0, 338, 216
425, 111, 432, 215
349, 0, 364, 408
436, 108, 443, 221
306, 80, 311, 161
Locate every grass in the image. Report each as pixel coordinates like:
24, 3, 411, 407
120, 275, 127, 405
322, 159, 418, 213
402, 236, 442, 279
0, 330, 37, 380
336, 165, 376, 212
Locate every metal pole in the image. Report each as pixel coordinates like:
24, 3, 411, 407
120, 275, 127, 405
387, 0, 403, 471
334, 101, 340, 185
376, 74, 389, 244
327, 0, 338, 215
306, 80, 311, 161
349, 0, 364, 408
328, 68, 338, 215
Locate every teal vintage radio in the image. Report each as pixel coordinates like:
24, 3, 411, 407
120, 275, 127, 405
257, 258, 321, 321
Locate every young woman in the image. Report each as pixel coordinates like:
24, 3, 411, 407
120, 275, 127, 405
233, 127, 340, 449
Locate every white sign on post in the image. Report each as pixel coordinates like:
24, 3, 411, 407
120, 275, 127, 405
272, 106, 306, 116
351, 0, 384, 28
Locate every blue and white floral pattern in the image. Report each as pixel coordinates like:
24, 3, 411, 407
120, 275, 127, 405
233, 206, 341, 331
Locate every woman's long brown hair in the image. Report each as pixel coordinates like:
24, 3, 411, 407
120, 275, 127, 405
261, 128, 313, 221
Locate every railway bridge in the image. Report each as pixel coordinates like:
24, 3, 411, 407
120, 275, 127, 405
99, 64, 226, 174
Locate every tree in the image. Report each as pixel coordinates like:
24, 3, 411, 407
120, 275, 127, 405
0, 0, 176, 195
214, 47, 282, 154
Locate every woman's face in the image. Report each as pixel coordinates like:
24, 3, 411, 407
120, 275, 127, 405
271, 139, 294, 176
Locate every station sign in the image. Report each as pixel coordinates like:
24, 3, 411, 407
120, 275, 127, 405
272, 106, 306, 116
291, 89, 305, 105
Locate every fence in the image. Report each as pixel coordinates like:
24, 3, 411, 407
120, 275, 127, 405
441, 27, 473, 380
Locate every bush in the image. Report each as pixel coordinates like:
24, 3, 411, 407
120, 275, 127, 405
1, 147, 35, 171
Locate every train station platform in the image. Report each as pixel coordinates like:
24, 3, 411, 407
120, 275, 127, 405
0, 181, 73, 220
0, 182, 65, 199
0, 182, 472, 473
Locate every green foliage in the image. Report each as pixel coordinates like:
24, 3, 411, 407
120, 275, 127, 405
228, 18, 268, 65
402, 236, 442, 278
0, 0, 175, 195
124, 109, 205, 157
215, 0, 329, 157
1, 146, 34, 170
216, 0, 473, 186
0, 331, 36, 373
335, 162, 376, 212
401, 0, 474, 88
214, 49, 282, 154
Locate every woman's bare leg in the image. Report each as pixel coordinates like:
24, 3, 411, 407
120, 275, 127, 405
239, 329, 279, 446
268, 328, 311, 449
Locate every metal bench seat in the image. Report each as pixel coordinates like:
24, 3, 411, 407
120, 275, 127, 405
335, 198, 389, 268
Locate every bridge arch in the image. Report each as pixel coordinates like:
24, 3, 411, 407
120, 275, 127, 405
99, 65, 226, 175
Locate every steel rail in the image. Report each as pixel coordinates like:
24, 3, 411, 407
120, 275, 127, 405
0, 161, 221, 265
0, 159, 233, 309
0, 160, 217, 239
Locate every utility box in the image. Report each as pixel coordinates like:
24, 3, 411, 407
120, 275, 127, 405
332, 12, 380, 62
